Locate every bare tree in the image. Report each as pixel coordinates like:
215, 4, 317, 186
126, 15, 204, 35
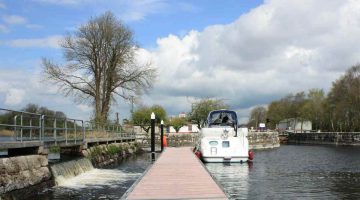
43, 12, 156, 124
248, 106, 267, 128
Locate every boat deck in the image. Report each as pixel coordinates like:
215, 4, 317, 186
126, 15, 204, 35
125, 147, 228, 200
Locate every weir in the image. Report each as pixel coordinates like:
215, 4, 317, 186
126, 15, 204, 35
50, 158, 94, 185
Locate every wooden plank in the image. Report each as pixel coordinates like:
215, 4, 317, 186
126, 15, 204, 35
126, 147, 228, 200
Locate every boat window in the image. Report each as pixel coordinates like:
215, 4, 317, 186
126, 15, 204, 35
222, 141, 230, 148
209, 141, 218, 146
208, 111, 237, 127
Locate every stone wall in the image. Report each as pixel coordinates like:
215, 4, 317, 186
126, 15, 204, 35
82, 142, 141, 167
288, 132, 360, 145
0, 155, 50, 194
248, 131, 280, 150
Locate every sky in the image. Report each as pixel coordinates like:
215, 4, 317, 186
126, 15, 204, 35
0, 0, 359, 123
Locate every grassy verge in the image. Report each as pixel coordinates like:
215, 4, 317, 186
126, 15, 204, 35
0, 130, 14, 137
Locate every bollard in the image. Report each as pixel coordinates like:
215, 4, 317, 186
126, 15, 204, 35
160, 120, 164, 152
151, 112, 155, 161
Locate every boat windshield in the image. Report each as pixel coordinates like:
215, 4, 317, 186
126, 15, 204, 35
208, 110, 237, 127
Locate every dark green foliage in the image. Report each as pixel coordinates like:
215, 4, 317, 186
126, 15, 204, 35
132, 105, 167, 133
107, 144, 122, 155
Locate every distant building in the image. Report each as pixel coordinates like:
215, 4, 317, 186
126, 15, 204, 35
168, 124, 200, 133
276, 118, 312, 133
179, 112, 186, 118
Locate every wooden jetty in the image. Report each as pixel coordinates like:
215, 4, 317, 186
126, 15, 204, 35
126, 147, 228, 200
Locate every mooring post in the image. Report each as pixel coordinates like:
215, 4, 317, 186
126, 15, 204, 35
151, 112, 156, 161
160, 120, 164, 152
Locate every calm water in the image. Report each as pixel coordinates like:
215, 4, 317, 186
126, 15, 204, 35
206, 145, 360, 199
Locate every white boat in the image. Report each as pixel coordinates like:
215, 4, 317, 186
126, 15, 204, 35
195, 109, 253, 163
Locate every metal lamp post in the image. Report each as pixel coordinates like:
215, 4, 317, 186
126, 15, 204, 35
160, 120, 164, 152
151, 112, 155, 161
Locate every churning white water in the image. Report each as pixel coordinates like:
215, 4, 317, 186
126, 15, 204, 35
57, 168, 142, 189
50, 158, 94, 185
50, 158, 142, 188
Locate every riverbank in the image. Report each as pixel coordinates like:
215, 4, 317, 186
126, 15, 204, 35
0, 142, 141, 198
288, 132, 360, 146
82, 142, 142, 167
248, 131, 280, 150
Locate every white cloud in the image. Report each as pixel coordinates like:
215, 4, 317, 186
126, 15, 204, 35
32, 0, 185, 22
0, 1, 6, 9
3, 0, 360, 124
118, 0, 168, 21
77, 104, 92, 112
0, 68, 94, 120
3, 15, 27, 25
0, 24, 9, 32
33, 0, 84, 5
4, 88, 26, 106
7, 35, 62, 48
136, 0, 360, 122
25, 24, 43, 29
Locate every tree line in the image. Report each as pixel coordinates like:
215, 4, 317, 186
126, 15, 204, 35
0, 104, 68, 129
131, 98, 228, 133
249, 64, 360, 132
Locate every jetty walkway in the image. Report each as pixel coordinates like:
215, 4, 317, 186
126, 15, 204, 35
125, 147, 228, 200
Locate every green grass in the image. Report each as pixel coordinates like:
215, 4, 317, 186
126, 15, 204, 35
49, 145, 60, 153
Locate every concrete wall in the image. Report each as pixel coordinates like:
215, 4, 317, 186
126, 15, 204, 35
288, 132, 360, 145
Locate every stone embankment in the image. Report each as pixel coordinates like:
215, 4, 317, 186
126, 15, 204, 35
0, 142, 141, 197
288, 132, 360, 145
248, 131, 280, 150
0, 155, 50, 194
82, 142, 142, 167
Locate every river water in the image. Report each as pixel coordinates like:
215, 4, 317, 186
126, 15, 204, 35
35, 154, 152, 200
206, 145, 360, 199
8, 145, 360, 199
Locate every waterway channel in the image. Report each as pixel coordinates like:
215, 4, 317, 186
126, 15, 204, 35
30, 154, 151, 200
206, 145, 360, 199
6, 145, 360, 199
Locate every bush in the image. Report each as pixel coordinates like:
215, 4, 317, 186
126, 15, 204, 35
107, 144, 122, 155
49, 145, 60, 153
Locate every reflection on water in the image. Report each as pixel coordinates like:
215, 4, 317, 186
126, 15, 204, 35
206, 145, 360, 200
205, 163, 250, 200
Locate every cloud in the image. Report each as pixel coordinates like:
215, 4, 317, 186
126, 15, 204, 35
3, 15, 27, 25
32, 0, 192, 22
32, 0, 84, 5
7, 35, 62, 48
4, 88, 26, 106
0, 24, 9, 32
118, 0, 168, 21
25, 24, 43, 29
0, 68, 94, 120
0, 1, 6, 9
136, 0, 360, 123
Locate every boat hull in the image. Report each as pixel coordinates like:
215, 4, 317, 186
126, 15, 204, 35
202, 156, 249, 163
198, 127, 250, 163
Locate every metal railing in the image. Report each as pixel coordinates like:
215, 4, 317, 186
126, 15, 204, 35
0, 108, 135, 145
